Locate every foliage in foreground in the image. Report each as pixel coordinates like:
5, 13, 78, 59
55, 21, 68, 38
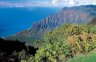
21, 24, 96, 62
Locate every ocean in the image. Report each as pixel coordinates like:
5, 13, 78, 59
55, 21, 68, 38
0, 7, 61, 37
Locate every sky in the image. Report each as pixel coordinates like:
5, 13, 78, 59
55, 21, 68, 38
0, 0, 96, 7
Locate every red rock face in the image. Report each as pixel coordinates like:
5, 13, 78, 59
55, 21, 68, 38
5, 5, 96, 42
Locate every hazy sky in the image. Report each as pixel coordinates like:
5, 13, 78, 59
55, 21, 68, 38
0, 0, 96, 7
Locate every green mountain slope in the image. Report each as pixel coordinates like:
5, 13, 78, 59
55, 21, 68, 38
21, 24, 96, 62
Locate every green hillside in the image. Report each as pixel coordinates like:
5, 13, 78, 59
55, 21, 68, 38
67, 49, 96, 62
21, 24, 96, 62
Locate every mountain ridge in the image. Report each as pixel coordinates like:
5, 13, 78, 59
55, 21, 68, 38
4, 5, 96, 44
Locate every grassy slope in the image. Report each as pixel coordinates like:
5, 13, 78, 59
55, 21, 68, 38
67, 49, 96, 62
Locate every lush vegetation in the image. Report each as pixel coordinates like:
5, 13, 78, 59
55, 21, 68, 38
21, 24, 96, 62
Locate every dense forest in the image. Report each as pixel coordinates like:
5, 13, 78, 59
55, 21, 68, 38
21, 24, 96, 62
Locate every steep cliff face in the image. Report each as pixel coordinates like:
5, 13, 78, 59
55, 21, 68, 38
5, 5, 96, 44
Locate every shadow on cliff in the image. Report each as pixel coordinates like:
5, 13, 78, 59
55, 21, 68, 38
88, 17, 96, 25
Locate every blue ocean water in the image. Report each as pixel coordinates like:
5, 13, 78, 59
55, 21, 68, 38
0, 7, 61, 37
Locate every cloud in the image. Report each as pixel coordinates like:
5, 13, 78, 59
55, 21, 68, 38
72, 0, 96, 6
26, 2, 50, 7
0, 0, 96, 7
51, 0, 59, 6
0, 2, 24, 7
0, 1, 51, 7
69, 0, 75, 5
